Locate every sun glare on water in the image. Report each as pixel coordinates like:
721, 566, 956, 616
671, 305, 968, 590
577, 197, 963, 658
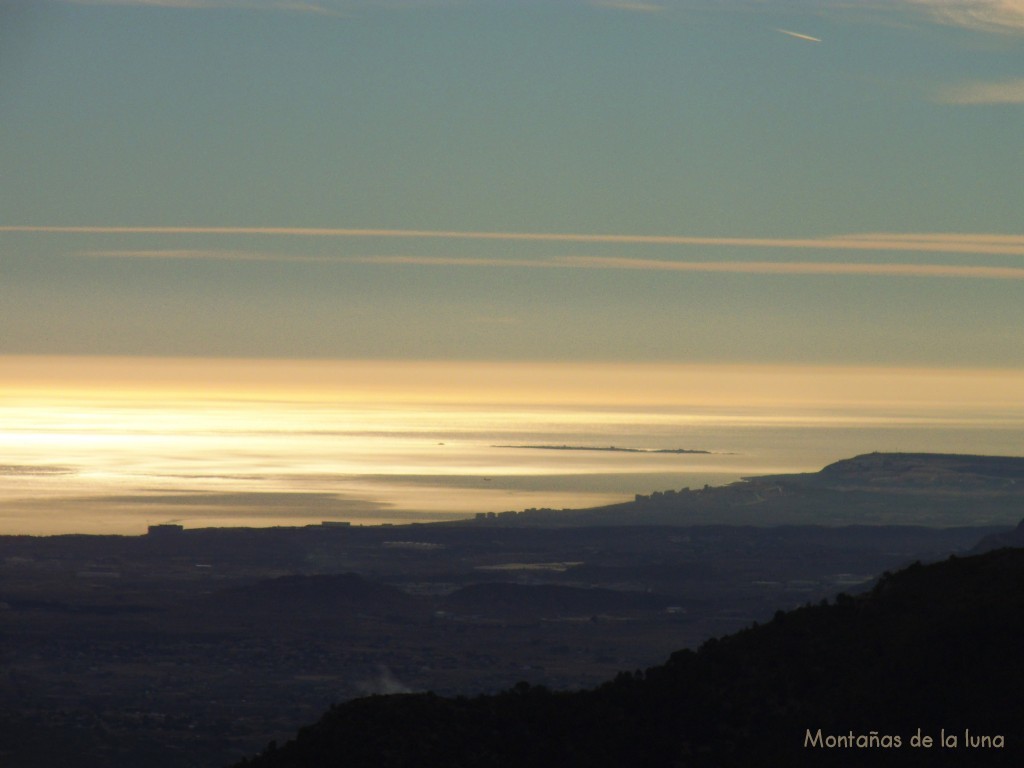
2, 356, 1022, 535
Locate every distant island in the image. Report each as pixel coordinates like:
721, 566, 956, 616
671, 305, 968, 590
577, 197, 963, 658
493, 444, 712, 454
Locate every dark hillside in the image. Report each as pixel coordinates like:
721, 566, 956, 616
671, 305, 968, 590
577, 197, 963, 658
235, 546, 1024, 767
972, 517, 1024, 553
810, 452, 1024, 487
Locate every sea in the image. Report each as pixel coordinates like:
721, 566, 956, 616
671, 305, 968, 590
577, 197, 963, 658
2, 358, 1022, 535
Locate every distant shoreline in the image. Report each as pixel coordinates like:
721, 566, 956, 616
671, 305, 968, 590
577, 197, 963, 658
493, 444, 712, 455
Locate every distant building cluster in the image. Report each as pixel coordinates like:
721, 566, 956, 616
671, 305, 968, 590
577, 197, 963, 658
473, 508, 559, 522
632, 487, 702, 504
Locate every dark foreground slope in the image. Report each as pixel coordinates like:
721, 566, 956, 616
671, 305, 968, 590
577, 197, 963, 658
0, 521, 1001, 768
235, 546, 1024, 768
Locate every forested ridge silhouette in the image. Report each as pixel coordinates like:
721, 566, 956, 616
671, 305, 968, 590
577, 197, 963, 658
235, 545, 1024, 767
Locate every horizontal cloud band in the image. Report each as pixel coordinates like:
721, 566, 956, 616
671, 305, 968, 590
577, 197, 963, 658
67, 250, 1024, 280
355, 255, 1024, 280
4, 225, 1024, 256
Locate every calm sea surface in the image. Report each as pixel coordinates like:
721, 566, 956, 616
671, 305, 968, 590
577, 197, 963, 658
3, 393, 1022, 534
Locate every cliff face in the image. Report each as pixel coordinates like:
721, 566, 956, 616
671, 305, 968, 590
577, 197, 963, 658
235, 543, 1024, 768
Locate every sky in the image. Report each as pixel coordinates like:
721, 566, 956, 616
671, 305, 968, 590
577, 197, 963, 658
1, 0, 1022, 367
1, 0, 1023, 533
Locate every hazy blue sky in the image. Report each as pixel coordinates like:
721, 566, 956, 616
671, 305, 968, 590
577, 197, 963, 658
2, 0, 1022, 365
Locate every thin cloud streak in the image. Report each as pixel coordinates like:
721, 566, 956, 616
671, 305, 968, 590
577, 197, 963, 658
6, 226, 1024, 256
558, 256, 1024, 280
776, 28, 822, 42
348, 255, 536, 268
79, 249, 336, 262
845, 233, 1024, 244
355, 255, 1024, 280
935, 79, 1024, 105
64, 0, 343, 14
590, 1, 665, 12
61, 0, 1024, 31
79, 250, 554, 267
905, 0, 1024, 33
69, 250, 1024, 279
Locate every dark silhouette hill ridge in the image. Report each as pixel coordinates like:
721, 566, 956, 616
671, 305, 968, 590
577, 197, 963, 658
972, 517, 1024, 554
784, 451, 1024, 489
234, 541, 1024, 767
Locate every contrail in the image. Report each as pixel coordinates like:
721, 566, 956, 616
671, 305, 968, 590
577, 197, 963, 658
776, 28, 822, 43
